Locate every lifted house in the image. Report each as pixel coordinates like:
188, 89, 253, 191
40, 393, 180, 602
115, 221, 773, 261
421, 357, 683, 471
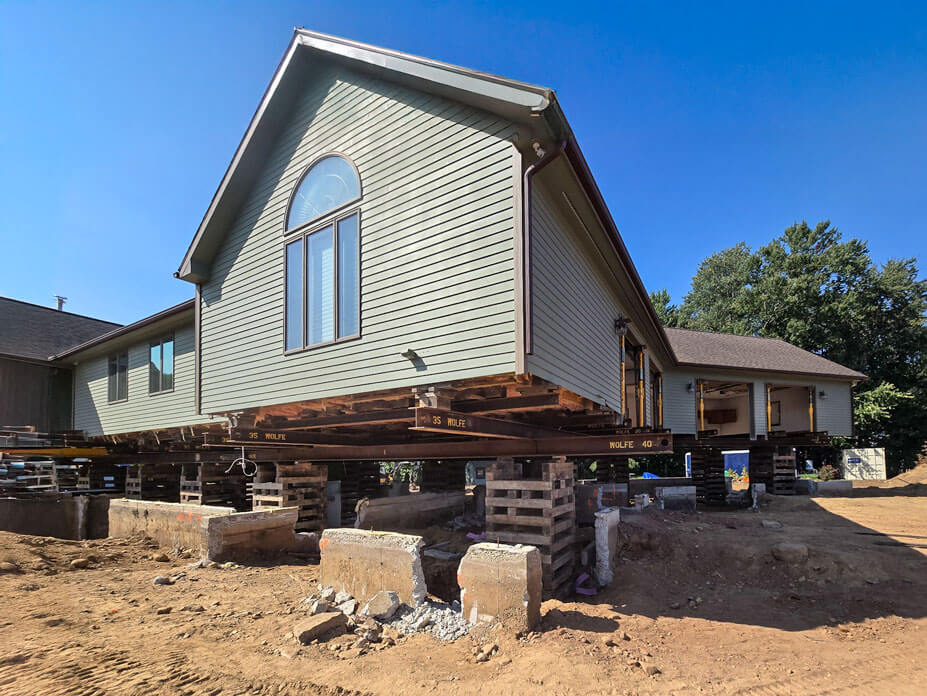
8, 30, 865, 588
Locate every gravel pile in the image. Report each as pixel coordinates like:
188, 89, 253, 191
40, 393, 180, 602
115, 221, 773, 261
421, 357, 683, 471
384, 599, 470, 641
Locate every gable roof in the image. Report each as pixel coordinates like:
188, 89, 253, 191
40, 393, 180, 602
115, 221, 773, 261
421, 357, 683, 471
664, 327, 866, 381
175, 28, 675, 363
0, 297, 120, 362
51, 299, 194, 362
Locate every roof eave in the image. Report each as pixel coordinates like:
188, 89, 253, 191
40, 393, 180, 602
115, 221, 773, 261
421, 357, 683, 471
673, 360, 867, 382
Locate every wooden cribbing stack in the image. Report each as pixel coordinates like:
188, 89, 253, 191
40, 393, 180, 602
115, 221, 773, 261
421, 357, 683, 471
748, 447, 795, 496
125, 463, 180, 502
252, 461, 327, 532
180, 463, 248, 510
772, 452, 797, 495
691, 449, 726, 505
485, 456, 576, 596
76, 463, 126, 493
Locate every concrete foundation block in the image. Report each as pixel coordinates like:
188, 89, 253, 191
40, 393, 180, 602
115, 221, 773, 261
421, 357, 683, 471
655, 485, 697, 512
457, 542, 542, 632
319, 528, 427, 607
593, 507, 620, 586
108, 499, 298, 560
812, 480, 853, 497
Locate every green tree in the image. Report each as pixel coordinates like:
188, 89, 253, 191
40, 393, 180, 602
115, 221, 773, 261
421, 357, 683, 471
649, 289, 679, 327
678, 242, 756, 333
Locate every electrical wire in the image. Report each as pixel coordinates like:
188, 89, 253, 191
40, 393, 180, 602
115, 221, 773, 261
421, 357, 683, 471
225, 446, 257, 477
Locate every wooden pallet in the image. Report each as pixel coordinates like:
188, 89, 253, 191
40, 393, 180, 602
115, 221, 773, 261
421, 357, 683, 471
179, 463, 249, 509
125, 464, 180, 502
485, 457, 576, 596
251, 462, 327, 532
691, 449, 726, 505
772, 453, 797, 495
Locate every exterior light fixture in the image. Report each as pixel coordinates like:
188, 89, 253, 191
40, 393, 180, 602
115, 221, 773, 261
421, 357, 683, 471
401, 348, 420, 362
818, 390, 827, 400
614, 316, 631, 336
686, 382, 694, 393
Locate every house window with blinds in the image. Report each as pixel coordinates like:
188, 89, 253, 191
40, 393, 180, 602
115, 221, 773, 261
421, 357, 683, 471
284, 154, 361, 351
107, 351, 128, 403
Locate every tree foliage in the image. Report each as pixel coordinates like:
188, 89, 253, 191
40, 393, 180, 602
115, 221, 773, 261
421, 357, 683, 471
653, 220, 927, 474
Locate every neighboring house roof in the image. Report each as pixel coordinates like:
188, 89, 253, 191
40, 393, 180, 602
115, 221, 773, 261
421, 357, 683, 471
51, 299, 194, 361
664, 327, 867, 381
174, 28, 674, 363
0, 296, 120, 362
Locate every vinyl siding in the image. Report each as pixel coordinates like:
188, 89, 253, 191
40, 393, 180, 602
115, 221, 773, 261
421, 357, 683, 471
526, 183, 635, 411
73, 323, 213, 436
662, 369, 854, 437
198, 63, 518, 413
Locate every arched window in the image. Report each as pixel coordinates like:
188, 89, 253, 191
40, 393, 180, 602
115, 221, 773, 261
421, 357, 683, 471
286, 155, 360, 230
284, 154, 361, 351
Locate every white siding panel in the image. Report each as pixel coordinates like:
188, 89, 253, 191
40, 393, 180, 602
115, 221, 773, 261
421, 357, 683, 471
200, 65, 517, 413
73, 323, 215, 436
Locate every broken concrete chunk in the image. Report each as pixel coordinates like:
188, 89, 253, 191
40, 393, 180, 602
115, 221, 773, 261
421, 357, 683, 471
320, 587, 335, 601
761, 520, 784, 529
320, 529, 426, 607
310, 600, 331, 615
457, 543, 542, 633
294, 612, 348, 645
334, 590, 352, 605
361, 590, 401, 620
594, 507, 620, 586
291, 532, 320, 555
337, 599, 357, 616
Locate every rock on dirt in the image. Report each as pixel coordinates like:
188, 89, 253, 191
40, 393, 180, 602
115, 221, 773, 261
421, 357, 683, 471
761, 520, 784, 529
69, 558, 90, 569
151, 553, 169, 562
337, 599, 357, 616
294, 612, 348, 644
0, 561, 20, 573
155, 607, 172, 615
152, 575, 174, 586
771, 542, 809, 564
361, 591, 401, 620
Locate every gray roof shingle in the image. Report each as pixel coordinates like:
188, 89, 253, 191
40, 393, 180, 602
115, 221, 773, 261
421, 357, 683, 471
664, 327, 866, 380
0, 297, 120, 361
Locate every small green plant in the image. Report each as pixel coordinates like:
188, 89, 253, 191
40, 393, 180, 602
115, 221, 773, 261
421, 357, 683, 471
817, 464, 840, 481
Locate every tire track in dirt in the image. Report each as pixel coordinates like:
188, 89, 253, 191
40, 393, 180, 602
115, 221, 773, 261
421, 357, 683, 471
0, 644, 370, 696
728, 650, 926, 696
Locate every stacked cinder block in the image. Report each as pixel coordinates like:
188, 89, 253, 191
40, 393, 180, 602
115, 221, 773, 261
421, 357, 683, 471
485, 456, 576, 596
252, 461, 327, 532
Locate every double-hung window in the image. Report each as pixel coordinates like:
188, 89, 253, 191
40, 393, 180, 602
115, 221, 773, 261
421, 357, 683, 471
107, 351, 128, 403
284, 154, 361, 351
149, 335, 174, 394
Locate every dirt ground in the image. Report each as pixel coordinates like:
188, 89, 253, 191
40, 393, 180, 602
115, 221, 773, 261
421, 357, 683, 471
2, 481, 926, 695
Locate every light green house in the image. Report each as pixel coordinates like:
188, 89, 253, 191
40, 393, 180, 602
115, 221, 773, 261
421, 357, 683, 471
55, 30, 863, 440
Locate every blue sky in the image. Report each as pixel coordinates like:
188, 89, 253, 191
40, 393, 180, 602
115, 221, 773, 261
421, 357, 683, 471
1, 1, 925, 324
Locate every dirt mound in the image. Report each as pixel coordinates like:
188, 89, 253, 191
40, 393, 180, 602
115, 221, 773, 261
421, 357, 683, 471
889, 461, 927, 485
